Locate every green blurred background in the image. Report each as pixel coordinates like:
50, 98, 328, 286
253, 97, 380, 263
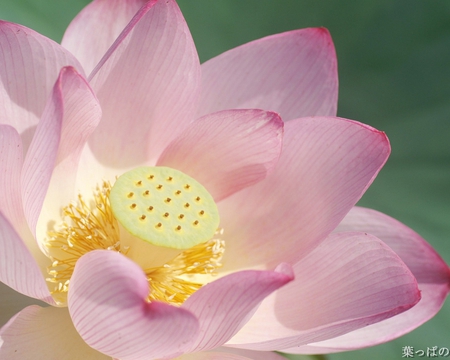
0, 1, 449, 359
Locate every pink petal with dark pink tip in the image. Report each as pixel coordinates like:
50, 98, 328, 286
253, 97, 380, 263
183, 263, 293, 352
227, 232, 420, 350
219, 117, 390, 272
86, 0, 201, 169
68, 250, 199, 360
285, 207, 450, 353
62, 0, 147, 75
0, 306, 109, 359
199, 28, 338, 120
337, 207, 450, 286
158, 109, 283, 201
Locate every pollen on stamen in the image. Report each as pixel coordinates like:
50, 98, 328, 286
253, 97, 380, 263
145, 233, 225, 305
49, 166, 226, 307
44, 181, 123, 306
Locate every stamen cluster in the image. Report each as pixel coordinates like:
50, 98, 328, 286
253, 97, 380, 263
45, 180, 224, 306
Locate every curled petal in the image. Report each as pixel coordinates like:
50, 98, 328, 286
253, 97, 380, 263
199, 28, 338, 120
21, 69, 64, 237
87, 0, 201, 168
62, 0, 147, 75
219, 117, 390, 271
0, 21, 83, 150
21, 67, 101, 248
183, 263, 294, 352
0, 305, 108, 359
33, 66, 101, 246
68, 250, 199, 360
227, 232, 420, 350
158, 109, 283, 201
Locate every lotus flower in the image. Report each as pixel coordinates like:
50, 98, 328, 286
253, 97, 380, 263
0, 0, 449, 359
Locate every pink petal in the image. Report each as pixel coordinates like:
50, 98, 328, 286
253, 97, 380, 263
337, 207, 450, 287
0, 21, 83, 151
61, 0, 147, 75
0, 305, 109, 359
227, 232, 420, 350
0, 125, 26, 236
87, 0, 201, 168
198, 28, 338, 120
284, 207, 450, 353
21, 75, 63, 237
183, 263, 293, 352
0, 126, 40, 267
34, 67, 101, 244
68, 250, 199, 360
282, 284, 448, 354
157, 109, 283, 201
21, 66, 101, 240
219, 117, 390, 271
0, 212, 54, 304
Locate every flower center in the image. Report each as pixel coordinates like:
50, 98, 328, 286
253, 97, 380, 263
45, 167, 224, 306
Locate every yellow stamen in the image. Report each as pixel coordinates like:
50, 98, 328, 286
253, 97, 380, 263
44, 181, 122, 305
44, 168, 224, 307
146, 234, 225, 305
